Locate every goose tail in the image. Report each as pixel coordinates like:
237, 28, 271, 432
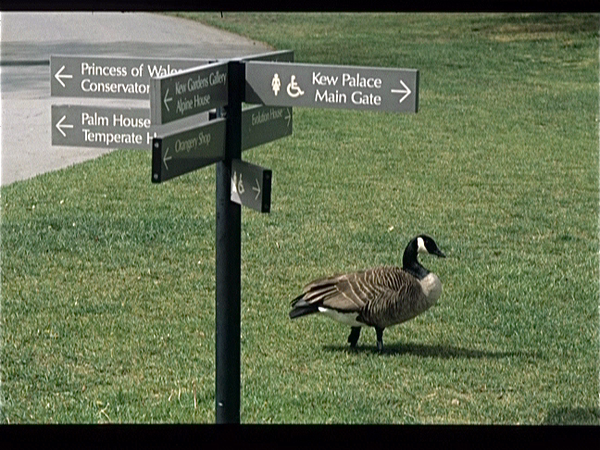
289, 295, 319, 319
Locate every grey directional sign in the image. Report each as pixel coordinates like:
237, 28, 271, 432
52, 104, 153, 149
238, 49, 294, 63
152, 118, 226, 183
51, 55, 210, 99
150, 61, 228, 125
241, 105, 292, 151
245, 61, 419, 113
230, 159, 272, 213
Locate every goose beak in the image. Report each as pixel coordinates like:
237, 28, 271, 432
433, 248, 446, 258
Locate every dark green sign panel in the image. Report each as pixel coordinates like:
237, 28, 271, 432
241, 105, 292, 151
152, 118, 226, 183
150, 61, 228, 125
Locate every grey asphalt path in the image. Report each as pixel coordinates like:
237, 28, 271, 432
0, 12, 271, 186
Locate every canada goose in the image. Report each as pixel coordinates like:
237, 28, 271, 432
289, 235, 446, 351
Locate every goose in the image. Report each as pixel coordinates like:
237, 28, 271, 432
289, 235, 446, 351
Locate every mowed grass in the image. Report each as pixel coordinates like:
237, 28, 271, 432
1, 13, 599, 424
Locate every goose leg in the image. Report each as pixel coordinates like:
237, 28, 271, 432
347, 327, 361, 348
375, 327, 385, 352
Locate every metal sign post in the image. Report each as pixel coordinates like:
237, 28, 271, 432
215, 60, 243, 424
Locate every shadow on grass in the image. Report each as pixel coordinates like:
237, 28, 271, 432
323, 342, 538, 359
545, 406, 600, 425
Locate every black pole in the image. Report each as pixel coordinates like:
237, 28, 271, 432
215, 60, 243, 424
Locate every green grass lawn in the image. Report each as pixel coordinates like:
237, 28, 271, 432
1, 13, 599, 424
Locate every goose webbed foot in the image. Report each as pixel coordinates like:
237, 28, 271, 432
347, 327, 361, 348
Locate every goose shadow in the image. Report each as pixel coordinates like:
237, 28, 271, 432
323, 341, 539, 359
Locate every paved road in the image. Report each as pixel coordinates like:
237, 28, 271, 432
0, 12, 271, 185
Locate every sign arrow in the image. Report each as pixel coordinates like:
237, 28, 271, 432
284, 108, 292, 127
163, 88, 172, 112
54, 65, 73, 88
55, 115, 74, 137
252, 178, 261, 200
163, 147, 172, 170
390, 79, 412, 104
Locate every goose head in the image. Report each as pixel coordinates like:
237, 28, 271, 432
415, 235, 446, 258
403, 234, 445, 279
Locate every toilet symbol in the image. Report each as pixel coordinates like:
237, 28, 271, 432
286, 75, 305, 98
271, 73, 281, 96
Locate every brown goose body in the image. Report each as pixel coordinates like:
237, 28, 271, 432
289, 235, 445, 351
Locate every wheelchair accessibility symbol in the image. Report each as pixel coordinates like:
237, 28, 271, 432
286, 75, 305, 98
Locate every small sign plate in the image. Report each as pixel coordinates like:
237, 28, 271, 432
230, 159, 272, 213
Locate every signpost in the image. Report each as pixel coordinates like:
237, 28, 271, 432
150, 61, 229, 125
50, 47, 421, 424
245, 61, 419, 113
52, 105, 153, 149
51, 55, 210, 99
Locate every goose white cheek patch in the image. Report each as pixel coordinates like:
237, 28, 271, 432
417, 237, 428, 254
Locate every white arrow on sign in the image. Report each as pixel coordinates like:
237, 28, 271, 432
54, 65, 73, 88
163, 147, 172, 170
163, 88, 173, 112
284, 108, 291, 127
252, 178, 261, 200
390, 80, 412, 104
55, 115, 74, 137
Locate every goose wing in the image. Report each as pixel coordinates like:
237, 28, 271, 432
292, 266, 409, 313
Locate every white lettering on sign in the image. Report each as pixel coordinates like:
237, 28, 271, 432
82, 129, 143, 146
312, 72, 338, 86
175, 81, 187, 95
342, 73, 382, 89
188, 74, 209, 91
351, 91, 382, 106
82, 112, 109, 127
308, 71, 384, 106
80, 79, 149, 94
81, 62, 127, 77
315, 89, 347, 104
81, 62, 186, 79
146, 64, 182, 78
174, 131, 212, 153
251, 107, 285, 126
112, 114, 151, 129
175, 94, 212, 115
210, 70, 227, 86
183, 70, 226, 94
147, 131, 157, 145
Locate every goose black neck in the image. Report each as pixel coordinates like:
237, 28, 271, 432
402, 238, 430, 280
